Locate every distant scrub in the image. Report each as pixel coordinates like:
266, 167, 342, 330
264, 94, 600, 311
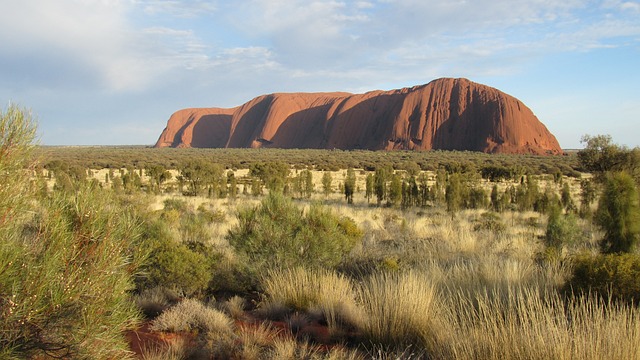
37, 146, 581, 177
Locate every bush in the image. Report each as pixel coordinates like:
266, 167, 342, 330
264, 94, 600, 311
1, 185, 144, 359
227, 193, 362, 276
473, 212, 506, 234
596, 171, 640, 253
0, 106, 143, 358
137, 220, 212, 296
545, 204, 581, 249
565, 253, 640, 304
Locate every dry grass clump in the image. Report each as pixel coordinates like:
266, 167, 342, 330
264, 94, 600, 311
260, 267, 364, 332
134, 286, 181, 319
356, 270, 437, 350
220, 295, 247, 320
237, 322, 282, 360
140, 338, 186, 360
151, 298, 234, 335
430, 288, 640, 360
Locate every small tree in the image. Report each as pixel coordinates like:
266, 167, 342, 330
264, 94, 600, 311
596, 171, 640, 253
365, 173, 374, 203
445, 172, 463, 213
303, 169, 314, 198
388, 173, 403, 206
560, 182, 574, 211
250, 161, 290, 193
344, 168, 356, 204
374, 167, 388, 205
228, 172, 238, 199
322, 171, 333, 197
545, 202, 580, 250
146, 164, 172, 193
490, 184, 501, 212
579, 178, 597, 218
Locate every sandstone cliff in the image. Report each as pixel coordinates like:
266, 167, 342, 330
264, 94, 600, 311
155, 78, 562, 154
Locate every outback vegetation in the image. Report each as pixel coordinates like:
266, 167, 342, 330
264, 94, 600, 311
3, 106, 640, 359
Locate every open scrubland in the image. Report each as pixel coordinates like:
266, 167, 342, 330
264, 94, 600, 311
3, 106, 640, 359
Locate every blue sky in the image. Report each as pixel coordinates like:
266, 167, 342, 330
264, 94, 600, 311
1, 0, 638, 149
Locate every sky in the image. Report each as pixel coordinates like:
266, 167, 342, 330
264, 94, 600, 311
0, 0, 638, 149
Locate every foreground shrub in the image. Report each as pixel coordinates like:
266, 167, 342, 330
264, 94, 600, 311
228, 193, 362, 276
0, 185, 144, 359
0, 106, 143, 358
565, 253, 640, 304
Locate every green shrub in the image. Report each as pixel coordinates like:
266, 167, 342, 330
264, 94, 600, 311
473, 212, 506, 234
545, 204, 581, 249
596, 171, 640, 253
1, 185, 144, 359
137, 220, 212, 296
227, 193, 362, 276
565, 253, 640, 304
0, 106, 143, 358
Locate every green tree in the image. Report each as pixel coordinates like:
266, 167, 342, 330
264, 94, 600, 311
596, 171, 640, 253
365, 173, 374, 203
145, 164, 172, 193
322, 171, 333, 197
0, 104, 36, 227
445, 172, 463, 213
374, 167, 388, 205
388, 172, 403, 206
490, 184, 501, 212
433, 168, 447, 205
228, 171, 238, 199
560, 182, 574, 211
417, 172, 430, 207
545, 202, 580, 249
344, 168, 356, 204
303, 169, 314, 198
468, 186, 488, 209
579, 178, 597, 218
180, 160, 223, 196
578, 135, 629, 177
250, 177, 263, 196
578, 135, 640, 186
250, 161, 290, 193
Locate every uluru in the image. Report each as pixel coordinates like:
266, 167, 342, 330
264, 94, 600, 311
155, 78, 562, 155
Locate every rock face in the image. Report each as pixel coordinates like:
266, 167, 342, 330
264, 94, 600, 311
155, 78, 562, 154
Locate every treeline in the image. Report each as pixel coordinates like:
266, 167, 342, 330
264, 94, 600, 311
37, 146, 581, 176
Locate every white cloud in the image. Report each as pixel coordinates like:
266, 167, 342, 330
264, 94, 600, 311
136, 0, 217, 17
